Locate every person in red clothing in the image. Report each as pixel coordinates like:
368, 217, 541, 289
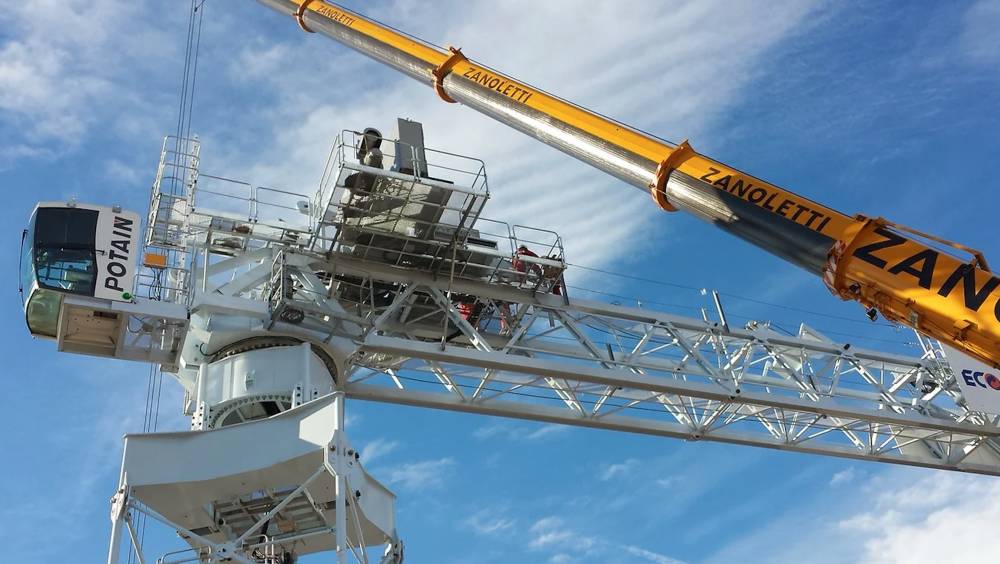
447, 297, 485, 341
512, 244, 542, 284
544, 254, 564, 295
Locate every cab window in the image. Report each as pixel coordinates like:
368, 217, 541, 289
32, 207, 99, 296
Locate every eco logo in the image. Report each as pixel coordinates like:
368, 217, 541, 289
962, 369, 1000, 391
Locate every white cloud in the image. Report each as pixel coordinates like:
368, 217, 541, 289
473, 421, 570, 441
707, 468, 1000, 564
344, 412, 362, 428
0, 144, 56, 171
829, 467, 857, 487
0, 0, 176, 160
528, 515, 686, 563
599, 458, 641, 481
529, 516, 594, 551
655, 477, 679, 489
838, 472, 1000, 563
385, 457, 456, 490
960, 0, 1000, 65
462, 508, 516, 537
359, 438, 399, 466
530, 516, 564, 533
622, 545, 688, 564
102, 158, 143, 184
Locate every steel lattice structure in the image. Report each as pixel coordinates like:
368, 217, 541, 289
139, 129, 1000, 477
29, 125, 1000, 564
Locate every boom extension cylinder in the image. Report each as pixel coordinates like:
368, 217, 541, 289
256, 0, 1000, 367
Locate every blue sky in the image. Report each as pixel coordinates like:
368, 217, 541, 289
2, 0, 1000, 562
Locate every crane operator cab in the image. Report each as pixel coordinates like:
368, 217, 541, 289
20, 202, 141, 340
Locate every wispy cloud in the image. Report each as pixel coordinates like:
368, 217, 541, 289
528, 515, 686, 563
0, 0, 176, 161
959, 0, 1000, 65
829, 467, 857, 487
473, 421, 570, 441
102, 158, 143, 184
528, 516, 595, 552
359, 438, 399, 466
835, 472, 1000, 562
707, 468, 1000, 564
344, 412, 362, 428
599, 458, 641, 481
462, 508, 516, 537
622, 545, 688, 564
385, 457, 456, 490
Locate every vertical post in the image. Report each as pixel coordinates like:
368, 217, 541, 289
333, 392, 347, 564
107, 513, 123, 564
196, 363, 206, 406
335, 470, 348, 563
302, 341, 312, 404
711, 290, 731, 333
201, 245, 209, 293
334, 391, 345, 430
193, 363, 207, 430
106, 440, 129, 564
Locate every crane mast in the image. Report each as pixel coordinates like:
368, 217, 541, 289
256, 0, 1000, 368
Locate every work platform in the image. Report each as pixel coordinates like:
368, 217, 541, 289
144, 124, 567, 353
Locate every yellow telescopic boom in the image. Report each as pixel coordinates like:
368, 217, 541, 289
258, 0, 1000, 367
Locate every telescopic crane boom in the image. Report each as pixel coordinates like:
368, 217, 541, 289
258, 0, 1000, 367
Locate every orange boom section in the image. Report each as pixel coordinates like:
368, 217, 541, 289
830, 218, 998, 367
264, 0, 999, 367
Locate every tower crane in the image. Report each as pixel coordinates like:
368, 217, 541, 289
16, 2, 1000, 563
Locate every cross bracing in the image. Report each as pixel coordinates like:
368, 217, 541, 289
183, 243, 1000, 475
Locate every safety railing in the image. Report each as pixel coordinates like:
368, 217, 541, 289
317, 129, 489, 212
134, 259, 191, 305
142, 130, 566, 317
143, 136, 202, 305
310, 129, 565, 290
147, 135, 200, 248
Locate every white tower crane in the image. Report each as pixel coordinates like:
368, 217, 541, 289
19, 120, 1000, 563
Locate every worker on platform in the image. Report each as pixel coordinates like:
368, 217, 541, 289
512, 244, 542, 285
544, 254, 564, 295
447, 297, 486, 342
356, 127, 384, 168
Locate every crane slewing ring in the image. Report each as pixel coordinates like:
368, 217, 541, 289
210, 336, 340, 384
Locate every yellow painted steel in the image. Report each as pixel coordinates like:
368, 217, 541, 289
287, 0, 1000, 367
